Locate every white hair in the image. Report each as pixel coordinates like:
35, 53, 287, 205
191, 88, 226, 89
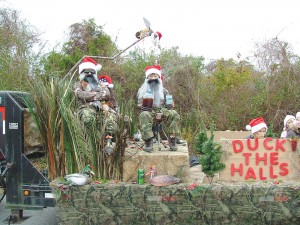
137, 79, 164, 107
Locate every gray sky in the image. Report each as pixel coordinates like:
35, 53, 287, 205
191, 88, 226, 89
3, 0, 300, 60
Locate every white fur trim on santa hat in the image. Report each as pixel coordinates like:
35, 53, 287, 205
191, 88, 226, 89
79, 62, 102, 74
296, 112, 300, 119
246, 125, 252, 131
284, 115, 295, 127
145, 68, 161, 77
102, 82, 114, 89
250, 123, 268, 134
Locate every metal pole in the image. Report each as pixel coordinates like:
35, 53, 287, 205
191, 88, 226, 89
65, 35, 148, 79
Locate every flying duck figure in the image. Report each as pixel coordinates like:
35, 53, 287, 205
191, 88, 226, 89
135, 17, 153, 39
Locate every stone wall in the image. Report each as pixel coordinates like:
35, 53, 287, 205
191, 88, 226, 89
123, 140, 190, 183
52, 182, 300, 225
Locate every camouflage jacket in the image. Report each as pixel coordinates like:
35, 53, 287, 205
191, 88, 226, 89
73, 81, 110, 110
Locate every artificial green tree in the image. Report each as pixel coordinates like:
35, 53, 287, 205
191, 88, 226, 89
195, 123, 208, 154
198, 125, 225, 183
265, 123, 277, 138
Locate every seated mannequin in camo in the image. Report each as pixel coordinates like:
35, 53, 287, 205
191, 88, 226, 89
136, 65, 181, 152
73, 57, 117, 138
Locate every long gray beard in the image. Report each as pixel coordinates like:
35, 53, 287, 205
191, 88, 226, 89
84, 75, 98, 91
137, 79, 164, 107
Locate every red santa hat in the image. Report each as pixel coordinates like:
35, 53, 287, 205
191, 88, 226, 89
78, 57, 102, 74
246, 117, 268, 134
145, 65, 161, 78
98, 75, 114, 88
151, 31, 162, 46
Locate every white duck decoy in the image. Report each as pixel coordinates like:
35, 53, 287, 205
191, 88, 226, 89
133, 130, 142, 141
64, 173, 92, 186
64, 165, 94, 186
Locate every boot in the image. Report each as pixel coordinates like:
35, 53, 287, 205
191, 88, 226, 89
168, 136, 178, 151
144, 138, 153, 152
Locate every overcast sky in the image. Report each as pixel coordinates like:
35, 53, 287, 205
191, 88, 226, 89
3, 0, 300, 61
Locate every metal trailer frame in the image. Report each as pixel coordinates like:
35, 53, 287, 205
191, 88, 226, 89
0, 91, 55, 221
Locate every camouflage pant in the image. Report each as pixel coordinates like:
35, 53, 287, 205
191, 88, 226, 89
77, 107, 118, 136
139, 108, 181, 141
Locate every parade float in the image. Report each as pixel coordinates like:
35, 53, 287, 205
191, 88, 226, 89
1, 18, 300, 225
51, 133, 300, 225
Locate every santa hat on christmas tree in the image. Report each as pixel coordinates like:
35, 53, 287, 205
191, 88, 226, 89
283, 115, 295, 130
145, 65, 161, 78
78, 57, 102, 74
98, 75, 114, 88
246, 117, 268, 134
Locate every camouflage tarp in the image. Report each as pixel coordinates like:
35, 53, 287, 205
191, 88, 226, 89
51, 181, 300, 225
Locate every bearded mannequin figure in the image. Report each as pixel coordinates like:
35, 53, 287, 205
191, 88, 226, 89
79, 69, 99, 92
73, 57, 117, 138
137, 73, 164, 108
137, 65, 181, 152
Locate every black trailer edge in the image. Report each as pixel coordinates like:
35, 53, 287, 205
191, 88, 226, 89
0, 91, 55, 220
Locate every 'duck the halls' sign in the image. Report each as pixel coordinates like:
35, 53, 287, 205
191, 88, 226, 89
219, 138, 300, 181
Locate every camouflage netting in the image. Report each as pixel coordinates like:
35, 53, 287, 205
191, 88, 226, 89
51, 181, 300, 225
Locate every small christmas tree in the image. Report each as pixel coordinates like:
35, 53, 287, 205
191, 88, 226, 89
195, 123, 208, 154
265, 123, 277, 138
199, 124, 225, 183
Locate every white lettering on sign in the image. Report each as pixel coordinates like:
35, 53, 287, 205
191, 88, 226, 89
9, 123, 18, 129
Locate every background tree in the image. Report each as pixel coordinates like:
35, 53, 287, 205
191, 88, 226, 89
0, 6, 43, 90
253, 38, 300, 132
41, 18, 119, 78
